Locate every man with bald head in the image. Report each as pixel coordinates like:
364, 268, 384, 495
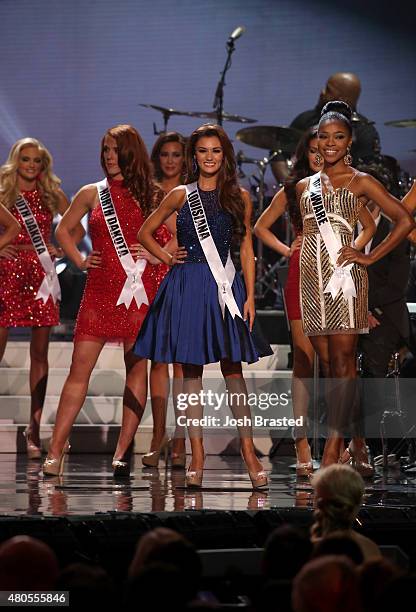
290, 72, 381, 164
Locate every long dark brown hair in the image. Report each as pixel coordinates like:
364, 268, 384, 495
284, 126, 319, 232
100, 124, 160, 217
186, 124, 246, 240
151, 131, 186, 182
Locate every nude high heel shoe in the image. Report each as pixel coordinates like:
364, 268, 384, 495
42, 443, 70, 477
295, 440, 313, 477
185, 467, 203, 488
185, 450, 205, 488
141, 436, 170, 468
241, 451, 268, 489
339, 443, 374, 478
24, 428, 42, 460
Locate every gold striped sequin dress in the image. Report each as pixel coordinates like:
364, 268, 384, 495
299, 181, 368, 336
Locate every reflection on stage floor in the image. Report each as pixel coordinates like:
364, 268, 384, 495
2, 453, 416, 517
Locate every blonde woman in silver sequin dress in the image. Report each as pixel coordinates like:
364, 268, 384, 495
296, 101, 414, 472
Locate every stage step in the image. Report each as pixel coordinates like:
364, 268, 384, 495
0, 366, 289, 397
0, 423, 274, 456
0, 340, 291, 454
0, 341, 290, 370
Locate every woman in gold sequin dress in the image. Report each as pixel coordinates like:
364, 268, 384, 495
297, 101, 414, 471
0, 138, 76, 459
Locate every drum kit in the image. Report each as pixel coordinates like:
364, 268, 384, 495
140, 103, 416, 300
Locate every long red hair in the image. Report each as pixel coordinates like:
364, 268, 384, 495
100, 124, 160, 217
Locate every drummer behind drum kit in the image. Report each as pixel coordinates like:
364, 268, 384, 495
140, 103, 416, 302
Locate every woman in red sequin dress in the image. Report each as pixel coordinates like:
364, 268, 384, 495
42, 125, 167, 477
142, 132, 187, 469
254, 128, 322, 475
0, 138, 73, 458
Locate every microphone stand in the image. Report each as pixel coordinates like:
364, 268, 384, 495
213, 39, 235, 126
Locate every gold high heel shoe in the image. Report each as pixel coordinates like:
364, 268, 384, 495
23, 428, 42, 460
42, 443, 70, 477
141, 436, 170, 468
241, 451, 268, 489
185, 449, 205, 488
112, 459, 131, 478
339, 443, 374, 478
185, 467, 203, 488
295, 440, 313, 477
113, 441, 134, 478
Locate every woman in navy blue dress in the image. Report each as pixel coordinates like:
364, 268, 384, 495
134, 124, 271, 488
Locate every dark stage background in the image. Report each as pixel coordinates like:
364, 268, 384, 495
1, 0, 415, 196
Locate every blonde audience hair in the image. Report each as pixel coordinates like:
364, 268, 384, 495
311, 464, 365, 541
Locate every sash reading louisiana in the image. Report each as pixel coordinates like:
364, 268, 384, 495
188, 188, 210, 240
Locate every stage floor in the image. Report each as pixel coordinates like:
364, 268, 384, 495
2, 453, 416, 517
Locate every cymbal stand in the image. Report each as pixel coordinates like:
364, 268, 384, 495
153, 110, 173, 136
213, 38, 236, 126
252, 153, 279, 299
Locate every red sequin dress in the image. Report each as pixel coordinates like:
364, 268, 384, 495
0, 189, 59, 327
74, 179, 160, 343
150, 224, 171, 288
284, 229, 302, 321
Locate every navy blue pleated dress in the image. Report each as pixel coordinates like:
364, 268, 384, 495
134, 187, 272, 365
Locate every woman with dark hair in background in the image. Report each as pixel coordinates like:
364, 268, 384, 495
143, 132, 187, 469
296, 101, 414, 472
42, 124, 167, 477
254, 127, 322, 475
0, 138, 78, 459
134, 123, 271, 489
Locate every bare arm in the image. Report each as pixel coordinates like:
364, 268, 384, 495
159, 211, 178, 256
402, 180, 416, 214
138, 187, 187, 266
0, 203, 20, 251
55, 185, 100, 270
337, 174, 415, 267
254, 188, 291, 257
240, 189, 256, 331
354, 204, 376, 251
402, 181, 416, 243
56, 189, 85, 244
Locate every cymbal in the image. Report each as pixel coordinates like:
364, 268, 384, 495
139, 104, 256, 123
385, 119, 416, 128
236, 125, 302, 154
139, 104, 193, 117
182, 110, 257, 123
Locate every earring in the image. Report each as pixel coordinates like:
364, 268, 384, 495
315, 152, 322, 165
192, 157, 199, 175
344, 147, 352, 166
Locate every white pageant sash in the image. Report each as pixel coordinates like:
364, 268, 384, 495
185, 183, 242, 319
309, 172, 356, 299
96, 179, 148, 309
14, 194, 61, 304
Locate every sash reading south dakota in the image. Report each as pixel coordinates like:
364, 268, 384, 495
97, 179, 148, 308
